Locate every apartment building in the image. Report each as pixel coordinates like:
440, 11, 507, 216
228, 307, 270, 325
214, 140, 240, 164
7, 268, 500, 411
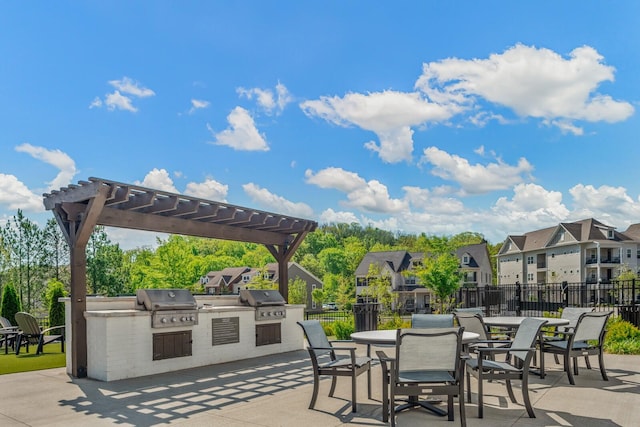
497, 218, 640, 286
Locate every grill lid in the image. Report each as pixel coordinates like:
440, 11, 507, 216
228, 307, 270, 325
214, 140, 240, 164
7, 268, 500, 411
137, 289, 197, 311
240, 289, 286, 306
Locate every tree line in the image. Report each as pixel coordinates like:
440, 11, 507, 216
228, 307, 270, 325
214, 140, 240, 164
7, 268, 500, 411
0, 209, 502, 316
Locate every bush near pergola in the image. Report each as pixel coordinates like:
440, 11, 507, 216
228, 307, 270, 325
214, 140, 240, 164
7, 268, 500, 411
1, 282, 22, 325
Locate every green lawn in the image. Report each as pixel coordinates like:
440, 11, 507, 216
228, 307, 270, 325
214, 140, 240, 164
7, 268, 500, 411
0, 343, 66, 375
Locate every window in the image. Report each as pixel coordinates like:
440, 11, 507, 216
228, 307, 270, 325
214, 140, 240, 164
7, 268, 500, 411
527, 273, 534, 281
627, 249, 632, 258
462, 255, 470, 265
607, 230, 614, 239
527, 256, 534, 264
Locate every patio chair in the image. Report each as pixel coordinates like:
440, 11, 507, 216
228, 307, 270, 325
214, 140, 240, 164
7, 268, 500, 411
544, 307, 595, 365
466, 317, 548, 418
454, 312, 509, 358
541, 311, 612, 385
453, 307, 484, 316
411, 313, 454, 328
297, 320, 371, 412
14, 312, 65, 356
377, 327, 466, 427
1, 316, 19, 351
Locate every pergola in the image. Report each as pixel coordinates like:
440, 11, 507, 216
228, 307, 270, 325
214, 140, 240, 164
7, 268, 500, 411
43, 177, 317, 378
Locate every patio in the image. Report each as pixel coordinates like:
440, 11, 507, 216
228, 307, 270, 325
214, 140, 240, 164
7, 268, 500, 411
1, 346, 639, 426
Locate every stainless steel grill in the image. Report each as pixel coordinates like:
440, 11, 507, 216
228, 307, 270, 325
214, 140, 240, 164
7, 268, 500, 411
239, 289, 287, 321
136, 289, 199, 328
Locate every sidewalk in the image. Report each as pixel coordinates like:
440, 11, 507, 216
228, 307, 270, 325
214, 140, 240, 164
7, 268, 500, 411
0, 349, 639, 426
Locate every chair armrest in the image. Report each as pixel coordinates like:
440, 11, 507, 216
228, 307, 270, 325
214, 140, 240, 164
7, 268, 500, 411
477, 346, 535, 354
375, 350, 394, 363
42, 325, 65, 335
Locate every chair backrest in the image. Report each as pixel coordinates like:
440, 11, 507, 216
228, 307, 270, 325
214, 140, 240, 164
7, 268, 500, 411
560, 307, 595, 328
454, 312, 489, 340
509, 317, 548, 363
297, 320, 333, 358
0, 316, 13, 328
395, 327, 463, 374
573, 311, 612, 343
15, 312, 43, 335
453, 307, 484, 316
411, 313, 454, 328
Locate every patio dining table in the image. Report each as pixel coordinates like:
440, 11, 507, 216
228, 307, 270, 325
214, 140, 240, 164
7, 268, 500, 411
351, 329, 479, 420
482, 316, 570, 378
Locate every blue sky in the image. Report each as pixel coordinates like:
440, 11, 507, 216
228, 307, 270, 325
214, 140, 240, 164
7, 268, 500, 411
1, 1, 639, 249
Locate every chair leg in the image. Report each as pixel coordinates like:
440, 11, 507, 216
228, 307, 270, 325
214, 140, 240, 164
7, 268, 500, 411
505, 379, 517, 404
37, 336, 44, 355
329, 376, 337, 397
598, 351, 608, 381
584, 355, 592, 370
573, 356, 579, 376
351, 373, 357, 412
447, 395, 454, 421
564, 352, 575, 385
521, 373, 535, 418
466, 369, 472, 403
309, 371, 320, 409
459, 382, 467, 427
390, 386, 397, 427
15, 335, 22, 356
367, 366, 372, 400
477, 370, 484, 418
554, 353, 560, 364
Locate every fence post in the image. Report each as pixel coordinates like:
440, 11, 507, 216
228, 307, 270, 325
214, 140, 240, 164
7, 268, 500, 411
515, 282, 521, 317
562, 281, 568, 308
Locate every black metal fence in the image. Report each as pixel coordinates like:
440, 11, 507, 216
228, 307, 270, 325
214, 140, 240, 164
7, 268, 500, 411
305, 279, 640, 328
457, 279, 639, 326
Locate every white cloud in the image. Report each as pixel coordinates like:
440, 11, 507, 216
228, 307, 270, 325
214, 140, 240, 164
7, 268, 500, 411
415, 44, 634, 133
91, 77, 155, 113
305, 167, 407, 213
137, 168, 179, 193
184, 178, 228, 202
301, 90, 459, 163
15, 143, 77, 192
242, 183, 314, 218
0, 173, 43, 212
108, 77, 155, 98
402, 186, 465, 214
105, 91, 137, 112
319, 208, 360, 225
237, 82, 292, 115
420, 146, 534, 194
208, 107, 269, 151
189, 99, 210, 114
569, 184, 640, 220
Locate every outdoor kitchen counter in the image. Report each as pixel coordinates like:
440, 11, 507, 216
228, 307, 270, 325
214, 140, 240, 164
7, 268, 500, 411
66, 298, 305, 382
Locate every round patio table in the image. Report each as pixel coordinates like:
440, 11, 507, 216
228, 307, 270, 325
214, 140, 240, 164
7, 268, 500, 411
351, 329, 479, 420
483, 316, 570, 378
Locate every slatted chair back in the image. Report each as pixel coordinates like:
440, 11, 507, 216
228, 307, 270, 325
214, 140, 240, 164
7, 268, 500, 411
453, 307, 484, 316
0, 316, 13, 329
509, 317, 548, 363
411, 313, 454, 328
15, 312, 41, 335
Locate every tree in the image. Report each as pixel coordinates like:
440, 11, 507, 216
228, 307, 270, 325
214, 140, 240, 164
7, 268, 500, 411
359, 263, 395, 314
246, 267, 277, 290
41, 218, 70, 283
46, 279, 67, 327
1, 282, 22, 325
288, 277, 307, 305
414, 253, 462, 314
87, 227, 127, 295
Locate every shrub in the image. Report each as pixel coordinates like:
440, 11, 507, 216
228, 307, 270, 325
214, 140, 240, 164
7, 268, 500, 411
332, 318, 355, 340
604, 316, 640, 354
1, 282, 22, 325
321, 322, 334, 337
379, 314, 411, 330
47, 279, 67, 327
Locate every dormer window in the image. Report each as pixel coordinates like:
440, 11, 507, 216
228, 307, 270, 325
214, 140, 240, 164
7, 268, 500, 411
462, 255, 470, 265
607, 230, 614, 239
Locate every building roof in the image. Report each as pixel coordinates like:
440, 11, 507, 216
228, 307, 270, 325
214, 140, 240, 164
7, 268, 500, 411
354, 250, 412, 276
456, 242, 490, 268
499, 218, 638, 255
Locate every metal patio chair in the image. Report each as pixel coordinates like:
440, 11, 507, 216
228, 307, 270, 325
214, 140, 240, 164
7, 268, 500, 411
377, 327, 466, 427
297, 320, 372, 412
411, 313, 454, 328
541, 311, 612, 385
466, 317, 548, 418
544, 306, 595, 365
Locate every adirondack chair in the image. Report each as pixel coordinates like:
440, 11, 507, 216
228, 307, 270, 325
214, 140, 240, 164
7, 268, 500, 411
14, 312, 65, 355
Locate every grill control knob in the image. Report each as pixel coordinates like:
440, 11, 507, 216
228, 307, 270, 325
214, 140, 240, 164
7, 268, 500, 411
161, 318, 168, 323
171, 317, 177, 322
